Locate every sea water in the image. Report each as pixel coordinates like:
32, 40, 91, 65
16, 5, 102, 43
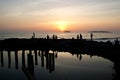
0, 31, 120, 42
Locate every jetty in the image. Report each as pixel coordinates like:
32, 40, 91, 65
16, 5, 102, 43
0, 38, 119, 51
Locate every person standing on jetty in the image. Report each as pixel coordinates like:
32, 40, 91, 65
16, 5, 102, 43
32, 32, 35, 38
77, 34, 83, 40
80, 34, 83, 40
47, 35, 49, 39
90, 33, 93, 41
77, 34, 79, 39
114, 38, 119, 46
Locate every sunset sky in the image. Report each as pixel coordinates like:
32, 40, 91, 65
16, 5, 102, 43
0, 0, 120, 32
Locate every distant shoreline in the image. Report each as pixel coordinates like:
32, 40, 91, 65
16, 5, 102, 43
64, 31, 71, 33
88, 31, 112, 33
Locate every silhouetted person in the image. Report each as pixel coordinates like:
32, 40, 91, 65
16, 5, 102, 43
90, 33, 93, 41
77, 34, 79, 39
52, 35, 55, 39
47, 35, 49, 39
72, 37, 74, 39
106, 40, 112, 45
32, 32, 35, 38
115, 38, 119, 46
80, 34, 83, 40
55, 35, 57, 39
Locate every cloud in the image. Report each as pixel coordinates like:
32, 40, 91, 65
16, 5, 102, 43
0, 0, 120, 17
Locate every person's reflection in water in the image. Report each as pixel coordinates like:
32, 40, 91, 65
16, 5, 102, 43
54, 51, 58, 58
79, 54, 82, 60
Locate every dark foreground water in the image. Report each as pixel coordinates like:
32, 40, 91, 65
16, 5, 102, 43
0, 50, 114, 80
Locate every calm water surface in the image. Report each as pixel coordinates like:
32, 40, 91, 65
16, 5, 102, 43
0, 50, 114, 80
0, 32, 120, 41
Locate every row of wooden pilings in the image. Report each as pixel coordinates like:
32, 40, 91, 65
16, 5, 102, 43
0, 50, 58, 73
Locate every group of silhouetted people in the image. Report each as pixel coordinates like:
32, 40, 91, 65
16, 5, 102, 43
115, 38, 119, 46
76, 33, 93, 41
31, 32, 119, 45
32, 33, 58, 39
77, 34, 83, 40
32, 32, 94, 40
46, 35, 57, 39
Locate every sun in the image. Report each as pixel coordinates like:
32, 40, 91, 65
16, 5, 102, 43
55, 21, 67, 31
58, 24, 65, 31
